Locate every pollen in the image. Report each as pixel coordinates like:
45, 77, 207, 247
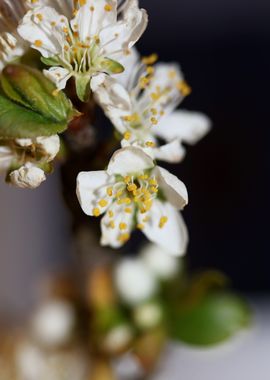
159, 216, 168, 228
98, 199, 108, 207
34, 40, 43, 47
124, 131, 131, 140
118, 233, 130, 243
127, 183, 137, 192
93, 207, 101, 217
109, 221, 115, 229
142, 53, 158, 65
107, 187, 113, 196
36, 13, 43, 21
150, 117, 158, 125
104, 4, 113, 11
119, 222, 127, 231
177, 80, 192, 96
146, 141, 155, 147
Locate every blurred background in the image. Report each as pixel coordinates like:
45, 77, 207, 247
0, 0, 269, 318
138, 0, 270, 292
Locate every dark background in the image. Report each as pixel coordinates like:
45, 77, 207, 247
137, 0, 270, 291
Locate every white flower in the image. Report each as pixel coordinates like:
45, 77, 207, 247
76, 146, 188, 255
140, 243, 181, 279
133, 301, 163, 329
31, 300, 76, 347
0, 0, 28, 71
0, 146, 14, 173
18, 0, 148, 99
92, 58, 211, 163
102, 324, 134, 353
9, 162, 46, 189
1, 135, 60, 188
35, 135, 60, 161
114, 258, 158, 305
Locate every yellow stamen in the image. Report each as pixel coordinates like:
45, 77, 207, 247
124, 131, 131, 140
93, 208, 101, 217
107, 187, 113, 197
118, 233, 130, 243
119, 222, 127, 231
142, 53, 158, 65
159, 216, 168, 228
127, 183, 137, 192
98, 199, 108, 207
177, 81, 192, 96
108, 210, 114, 218
137, 223, 144, 230
34, 40, 43, 47
104, 4, 113, 11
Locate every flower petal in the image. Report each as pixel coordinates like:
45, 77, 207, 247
0, 146, 14, 173
71, 0, 117, 41
76, 171, 113, 216
107, 147, 154, 176
43, 67, 72, 90
154, 166, 188, 210
152, 140, 186, 163
18, 7, 66, 58
138, 200, 188, 256
9, 163, 46, 189
99, 0, 148, 58
155, 110, 211, 144
101, 201, 135, 248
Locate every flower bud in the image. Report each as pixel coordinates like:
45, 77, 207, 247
114, 259, 158, 306
9, 163, 46, 189
133, 302, 163, 330
36, 135, 60, 161
141, 243, 180, 280
102, 325, 134, 354
31, 300, 76, 348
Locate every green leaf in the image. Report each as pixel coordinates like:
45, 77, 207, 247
0, 64, 77, 139
0, 95, 68, 139
100, 58, 124, 74
41, 56, 61, 67
75, 75, 91, 102
170, 292, 251, 346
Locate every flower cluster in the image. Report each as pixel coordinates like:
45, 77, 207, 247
0, 135, 60, 188
0, 0, 211, 253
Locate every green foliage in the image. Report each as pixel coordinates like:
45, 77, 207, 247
170, 292, 251, 346
0, 64, 77, 139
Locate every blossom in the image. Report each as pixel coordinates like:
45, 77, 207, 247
140, 243, 181, 279
18, 0, 148, 100
31, 300, 76, 347
0, 134, 60, 188
114, 258, 158, 305
10, 163, 46, 188
0, 0, 28, 71
92, 57, 211, 163
76, 146, 188, 255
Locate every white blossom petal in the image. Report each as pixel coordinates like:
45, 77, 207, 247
154, 166, 188, 210
71, 0, 117, 41
101, 201, 135, 248
43, 67, 72, 90
18, 7, 66, 58
35, 135, 60, 161
9, 163, 46, 189
0, 146, 14, 173
138, 200, 188, 256
107, 147, 154, 176
155, 110, 211, 145
76, 171, 113, 216
152, 139, 186, 163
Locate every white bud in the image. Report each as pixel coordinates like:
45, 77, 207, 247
115, 259, 158, 305
9, 163, 46, 189
15, 138, 33, 147
141, 243, 180, 280
0, 146, 14, 173
133, 302, 163, 329
31, 300, 76, 348
102, 325, 134, 353
36, 135, 60, 161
